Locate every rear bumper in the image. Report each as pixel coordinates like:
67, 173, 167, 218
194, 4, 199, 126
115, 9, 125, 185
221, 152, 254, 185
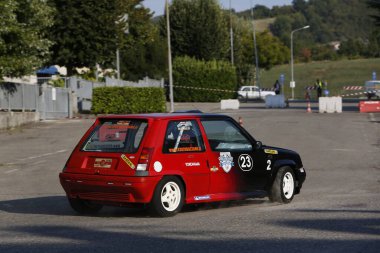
59, 173, 161, 204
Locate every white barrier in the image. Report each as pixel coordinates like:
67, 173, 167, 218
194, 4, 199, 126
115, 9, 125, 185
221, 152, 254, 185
319, 97, 342, 113
265, 95, 286, 108
221, 99, 240, 110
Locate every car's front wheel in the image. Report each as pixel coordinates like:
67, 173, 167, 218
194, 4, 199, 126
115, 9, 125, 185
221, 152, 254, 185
269, 167, 295, 203
68, 198, 103, 215
150, 176, 184, 217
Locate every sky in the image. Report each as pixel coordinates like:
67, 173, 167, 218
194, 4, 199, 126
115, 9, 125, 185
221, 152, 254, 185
143, 0, 293, 16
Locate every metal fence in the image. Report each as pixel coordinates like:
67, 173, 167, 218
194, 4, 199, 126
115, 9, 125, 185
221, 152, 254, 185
1, 76, 163, 117
38, 86, 69, 119
0, 83, 38, 111
0, 82, 70, 119
68, 76, 164, 111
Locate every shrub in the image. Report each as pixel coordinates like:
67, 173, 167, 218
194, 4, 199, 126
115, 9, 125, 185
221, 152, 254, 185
92, 87, 166, 114
173, 56, 237, 102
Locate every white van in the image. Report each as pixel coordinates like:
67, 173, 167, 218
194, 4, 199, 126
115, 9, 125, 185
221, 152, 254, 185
365, 80, 380, 99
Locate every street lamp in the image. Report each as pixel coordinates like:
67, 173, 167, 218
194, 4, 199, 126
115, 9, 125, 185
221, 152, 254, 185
290, 25, 310, 99
251, 1, 260, 92
229, 0, 234, 65
166, 0, 174, 112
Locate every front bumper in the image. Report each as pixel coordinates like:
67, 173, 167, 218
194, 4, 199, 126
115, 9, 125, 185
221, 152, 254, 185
59, 173, 161, 204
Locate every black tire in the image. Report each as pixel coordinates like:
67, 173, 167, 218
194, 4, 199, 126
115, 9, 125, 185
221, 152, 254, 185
149, 176, 185, 217
269, 167, 296, 204
68, 198, 103, 215
238, 96, 246, 103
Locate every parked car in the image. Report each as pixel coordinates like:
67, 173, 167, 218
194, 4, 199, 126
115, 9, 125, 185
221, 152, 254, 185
237, 86, 276, 101
60, 113, 306, 217
365, 80, 380, 100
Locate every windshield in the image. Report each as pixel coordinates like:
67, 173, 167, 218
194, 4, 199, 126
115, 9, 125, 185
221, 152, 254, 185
82, 119, 148, 153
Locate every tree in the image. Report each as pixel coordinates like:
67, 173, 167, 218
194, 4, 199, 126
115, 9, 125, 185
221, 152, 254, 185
119, 3, 167, 81
0, 0, 53, 79
368, 0, 380, 26
162, 0, 229, 61
48, 0, 133, 75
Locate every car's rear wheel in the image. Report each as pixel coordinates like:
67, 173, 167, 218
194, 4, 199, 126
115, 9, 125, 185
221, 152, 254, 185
150, 176, 184, 217
269, 167, 295, 204
68, 198, 103, 215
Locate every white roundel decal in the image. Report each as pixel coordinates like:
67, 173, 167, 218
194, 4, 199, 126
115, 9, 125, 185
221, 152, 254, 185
238, 154, 253, 171
154, 161, 163, 173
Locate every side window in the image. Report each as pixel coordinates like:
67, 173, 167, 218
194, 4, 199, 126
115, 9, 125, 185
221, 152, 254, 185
253, 87, 260, 92
242, 87, 250, 92
163, 120, 205, 153
201, 120, 252, 152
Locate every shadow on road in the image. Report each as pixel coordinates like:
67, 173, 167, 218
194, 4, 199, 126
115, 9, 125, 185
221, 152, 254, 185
1, 219, 379, 253
0, 196, 267, 217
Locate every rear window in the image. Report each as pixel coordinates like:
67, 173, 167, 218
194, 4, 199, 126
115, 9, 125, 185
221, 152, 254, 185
82, 119, 147, 153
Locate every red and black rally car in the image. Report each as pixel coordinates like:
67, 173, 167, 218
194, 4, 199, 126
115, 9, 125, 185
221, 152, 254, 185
60, 113, 306, 217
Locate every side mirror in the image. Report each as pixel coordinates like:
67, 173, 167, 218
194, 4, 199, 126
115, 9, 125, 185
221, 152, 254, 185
254, 141, 262, 150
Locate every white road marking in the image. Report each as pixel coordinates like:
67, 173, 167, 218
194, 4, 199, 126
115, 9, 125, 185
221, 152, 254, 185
330, 148, 356, 152
16, 149, 67, 161
4, 169, 19, 174
30, 160, 46, 166
369, 113, 375, 122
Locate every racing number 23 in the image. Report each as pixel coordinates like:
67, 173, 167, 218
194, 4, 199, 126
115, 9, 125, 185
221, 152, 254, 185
238, 154, 253, 171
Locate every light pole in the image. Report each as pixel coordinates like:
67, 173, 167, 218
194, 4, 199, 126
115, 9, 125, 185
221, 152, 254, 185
290, 25, 309, 99
251, 1, 259, 92
229, 0, 234, 65
166, 0, 174, 112
116, 14, 129, 84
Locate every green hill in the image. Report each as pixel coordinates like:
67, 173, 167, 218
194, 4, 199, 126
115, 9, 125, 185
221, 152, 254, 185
259, 58, 380, 99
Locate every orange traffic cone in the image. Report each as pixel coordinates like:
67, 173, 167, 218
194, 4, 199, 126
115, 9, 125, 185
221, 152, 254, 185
307, 101, 312, 113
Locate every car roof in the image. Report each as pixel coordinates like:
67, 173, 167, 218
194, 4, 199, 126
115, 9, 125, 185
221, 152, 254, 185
98, 113, 233, 121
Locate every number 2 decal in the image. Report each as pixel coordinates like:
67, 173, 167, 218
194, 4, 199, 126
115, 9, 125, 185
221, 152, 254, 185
267, 160, 272, 170
238, 154, 253, 171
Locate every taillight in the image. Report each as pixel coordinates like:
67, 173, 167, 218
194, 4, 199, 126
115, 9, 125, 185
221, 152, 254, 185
137, 148, 154, 171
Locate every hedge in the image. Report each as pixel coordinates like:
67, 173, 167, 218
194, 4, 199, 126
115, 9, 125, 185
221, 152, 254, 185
92, 87, 166, 114
173, 56, 237, 102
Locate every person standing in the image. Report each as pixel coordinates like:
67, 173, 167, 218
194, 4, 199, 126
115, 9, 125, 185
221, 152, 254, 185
315, 79, 322, 98
273, 80, 280, 95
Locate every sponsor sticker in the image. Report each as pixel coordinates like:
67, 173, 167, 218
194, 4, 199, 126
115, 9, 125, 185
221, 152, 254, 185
194, 195, 211, 201
121, 154, 135, 169
169, 147, 201, 153
177, 121, 192, 131
219, 152, 234, 173
94, 158, 112, 169
185, 162, 200, 167
238, 154, 253, 171
210, 166, 219, 172
264, 149, 278, 155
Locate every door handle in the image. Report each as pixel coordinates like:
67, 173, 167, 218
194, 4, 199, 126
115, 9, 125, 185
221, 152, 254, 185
187, 155, 194, 158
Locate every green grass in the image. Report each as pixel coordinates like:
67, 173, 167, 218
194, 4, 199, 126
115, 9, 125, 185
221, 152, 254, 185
254, 18, 275, 33
258, 58, 380, 99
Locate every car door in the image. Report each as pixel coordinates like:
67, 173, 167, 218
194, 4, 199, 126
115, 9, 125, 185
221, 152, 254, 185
200, 118, 266, 195
241, 87, 252, 99
161, 119, 210, 200
252, 86, 260, 99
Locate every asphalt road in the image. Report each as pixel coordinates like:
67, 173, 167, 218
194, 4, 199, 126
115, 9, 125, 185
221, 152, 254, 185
0, 105, 379, 253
